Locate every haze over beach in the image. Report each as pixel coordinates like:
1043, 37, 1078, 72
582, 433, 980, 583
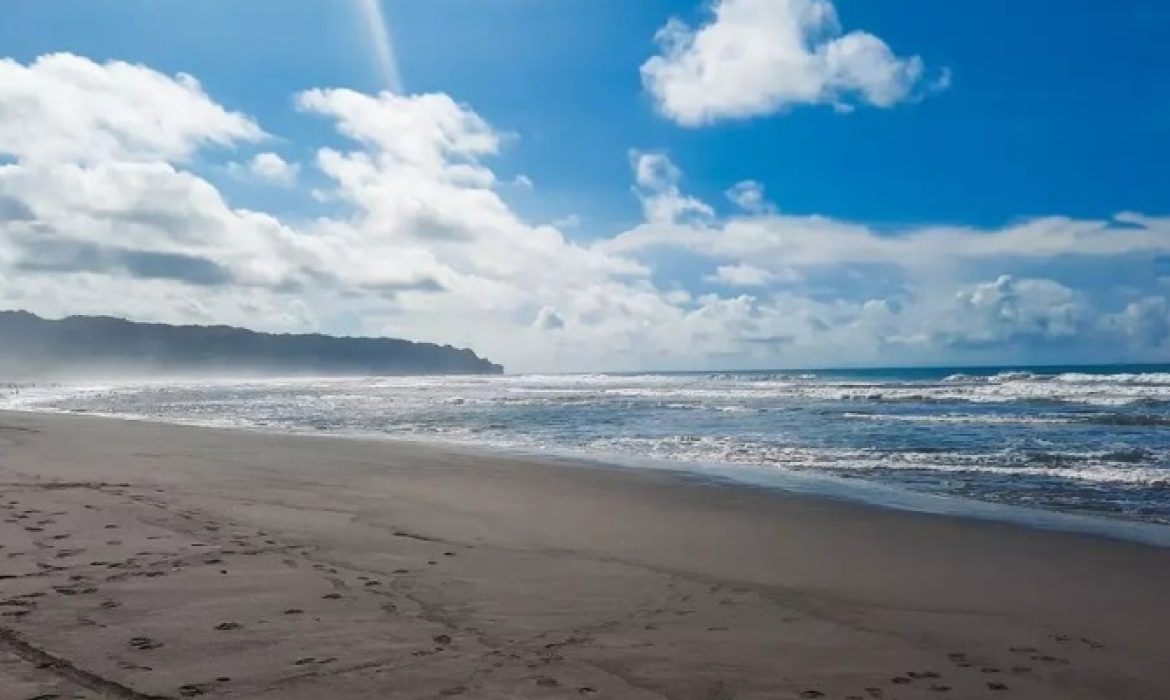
2, 1, 1170, 699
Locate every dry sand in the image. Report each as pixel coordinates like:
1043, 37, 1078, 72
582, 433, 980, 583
0, 410, 1168, 699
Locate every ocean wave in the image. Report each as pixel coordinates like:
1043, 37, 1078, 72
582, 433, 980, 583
583, 435, 1170, 486
10, 373, 1170, 412
843, 411, 1170, 427
829, 458, 1170, 486
1052, 372, 1170, 385
1076, 413, 1170, 427
842, 412, 1075, 425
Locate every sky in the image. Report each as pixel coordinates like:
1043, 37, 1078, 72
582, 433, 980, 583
1, 0, 1169, 372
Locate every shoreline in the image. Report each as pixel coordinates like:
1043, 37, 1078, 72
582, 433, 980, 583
2, 410, 1169, 698
7, 405, 1170, 549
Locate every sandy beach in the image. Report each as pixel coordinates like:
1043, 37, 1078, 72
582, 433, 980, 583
0, 411, 1168, 699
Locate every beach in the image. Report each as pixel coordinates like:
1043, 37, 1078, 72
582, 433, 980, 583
1, 410, 1168, 699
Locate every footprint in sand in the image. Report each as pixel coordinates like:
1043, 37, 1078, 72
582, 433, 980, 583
178, 683, 214, 697
988, 681, 1010, 691
283, 608, 304, 615
799, 691, 825, 698
53, 584, 98, 595
214, 622, 241, 631
129, 636, 164, 650
947, 652, 973, 668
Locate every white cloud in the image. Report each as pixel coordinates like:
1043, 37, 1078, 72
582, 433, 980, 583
0, 53, 262, 163
533, 306, 565, 330
239, 152, 300, 185
937, 275, 1089, 349
725, 180, 772, 213
1110, 297, 1170, 348
708, 263, 799, 287
630, 150, 713, 224
552, 214, 582, 230
605, 204, 1170, 267
641, 0, 939, 126
297, 89, 500, 179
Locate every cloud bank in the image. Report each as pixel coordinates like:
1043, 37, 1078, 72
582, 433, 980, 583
1, 53, 1167, 371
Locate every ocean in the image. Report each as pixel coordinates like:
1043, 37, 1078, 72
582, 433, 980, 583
4, 366, 1170, 531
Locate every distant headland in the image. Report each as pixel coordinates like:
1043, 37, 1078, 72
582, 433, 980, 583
0, 310, 503, 379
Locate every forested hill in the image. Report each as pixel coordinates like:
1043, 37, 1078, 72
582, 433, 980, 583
0, 311, 503, 378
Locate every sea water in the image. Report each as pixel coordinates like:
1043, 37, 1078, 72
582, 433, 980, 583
4, 366, 1169, 528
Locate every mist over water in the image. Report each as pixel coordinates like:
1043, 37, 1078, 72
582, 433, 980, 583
5, 366, 1170, 526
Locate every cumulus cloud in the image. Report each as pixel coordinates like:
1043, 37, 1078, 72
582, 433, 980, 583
0, 54, 262, 163
641, 0, 940, 126
599, 152, 1170, 366
630, 150, 713, 224
235, 152, 300, 185
725, 180, 772, 213
708, 263, 798, 287
936, 276, 1089, 350
1110, 297, 1170, 348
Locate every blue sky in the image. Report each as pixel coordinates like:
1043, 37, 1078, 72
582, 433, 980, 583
1, 0, 1169, 370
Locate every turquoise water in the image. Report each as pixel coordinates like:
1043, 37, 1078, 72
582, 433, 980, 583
5, 365, 1170, 527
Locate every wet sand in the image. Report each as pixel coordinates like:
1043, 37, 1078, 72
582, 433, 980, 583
1, 410, 1168, 699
